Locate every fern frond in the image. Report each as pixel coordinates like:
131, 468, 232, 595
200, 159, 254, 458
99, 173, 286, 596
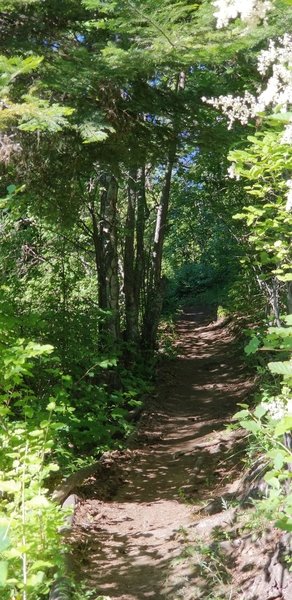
0, 95, 74, 133
78, 118, 115, 143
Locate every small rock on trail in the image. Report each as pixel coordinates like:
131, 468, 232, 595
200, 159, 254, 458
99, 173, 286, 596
69, 308, 259, 599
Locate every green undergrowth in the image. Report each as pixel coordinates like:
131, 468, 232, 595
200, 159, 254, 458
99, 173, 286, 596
173, 526, 234, 600
0, 310, 152, 598
157, 316, 179, 359
232, 315, 292, 533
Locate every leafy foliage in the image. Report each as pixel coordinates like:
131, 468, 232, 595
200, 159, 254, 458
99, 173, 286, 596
235, 319, 292, 532
231, 128, 292, 287
0, 335, 65, 597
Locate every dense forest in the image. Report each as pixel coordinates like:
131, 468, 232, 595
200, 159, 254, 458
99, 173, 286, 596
0, 1, 291, 598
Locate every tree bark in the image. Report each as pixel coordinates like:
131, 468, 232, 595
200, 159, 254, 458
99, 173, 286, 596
124, 170, 138, 346
89, 174, 120, 347
100, 173, 120, 344
141, 71, 185, 351
134, 166, 147, 325
142, 140, 177, 350
287, 281, 292, 314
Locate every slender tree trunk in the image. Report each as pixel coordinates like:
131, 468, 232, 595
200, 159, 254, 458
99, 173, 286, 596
134, 166, 147, 325
142, 140, 177, 350
124, 170, 138, 346
60, 242, 68, 367
89, 174, 120, 347
89, 199, 106, 309
255, 273, 281, 327
141, 71, 185, 351
100, 174, 120, 344
287, 282, 292, 314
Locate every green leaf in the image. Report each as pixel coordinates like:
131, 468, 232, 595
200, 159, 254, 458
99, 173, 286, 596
82, 0, 118, 12
79, 120, 115, 144
244, 337, 261, 355
27, 495, 50, 508
267, 450, 286, 470
0, 561, 8, 587
274, 416, 292, 436
30, 560, 54, 572
264, 470, 276, 482
240, 419, 261, 434
254, 404, 268, 419
17, 97, 74, 133
28, 429, 44, 437
25, 342, 54, 357
263, 473, 280, 489
7, 184, 16, 195
268, 361, 292, 377
0, 480, 21, 493
47, 463, 59, 472
267, 111, 292, 123
98, 358, 117, 368
233, 409, 249, 420
275, 517, 292, 532
27, 571, 45, 587
0, 521, 10, 553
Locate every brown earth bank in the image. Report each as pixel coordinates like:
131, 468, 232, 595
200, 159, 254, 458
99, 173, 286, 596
66, 307, 292, 600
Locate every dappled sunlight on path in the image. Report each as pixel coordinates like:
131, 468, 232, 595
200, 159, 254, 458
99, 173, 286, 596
70, 307, 254, 599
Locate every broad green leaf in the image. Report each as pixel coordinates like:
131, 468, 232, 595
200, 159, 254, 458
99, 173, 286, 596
24, 342, 54, 357
46, 401, 56, 411
233, 409, 249, 420
275, 517, 292, 532
274, 416, 292, 436
28, 429, 44, 437
244, 337, 261, 355
267, 449, 287, 470
27, 495, 50, 508
268, 361, 292, 377
240, 419, 261, 434
47, 463, 59, 472
7, 184, 16, 195
267, 111, 292, 123
30, 560, 54, 572
0, 561, 8, 587
0, 522, 10, 553
98, 358, 117, 368
254, 404, 268, 419
263, 473, 280, 489
263, 470, 275, 482
0, 480, 20, 493
27, 571, 45, 587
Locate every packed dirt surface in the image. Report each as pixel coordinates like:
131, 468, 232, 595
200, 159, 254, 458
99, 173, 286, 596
69, 308, 291, 600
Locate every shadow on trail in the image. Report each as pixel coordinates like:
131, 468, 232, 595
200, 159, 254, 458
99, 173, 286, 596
77, 533, 188, 599
71, 306, 254, 600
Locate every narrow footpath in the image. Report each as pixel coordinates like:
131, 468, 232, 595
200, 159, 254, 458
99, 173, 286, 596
69, 308, 260, 599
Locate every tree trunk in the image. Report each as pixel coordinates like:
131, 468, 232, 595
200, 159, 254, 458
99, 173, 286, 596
270, 278, 281, 327
141, 71, 185, 351
124, 170, 138, 346
142, 140, 177, 350
134, 166, 147, 326
89, 174, 120, 347
287, 281, 292, 314
100, 174, 120, 344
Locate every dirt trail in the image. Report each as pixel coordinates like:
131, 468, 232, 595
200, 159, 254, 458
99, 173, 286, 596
71, 308, 255, 599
